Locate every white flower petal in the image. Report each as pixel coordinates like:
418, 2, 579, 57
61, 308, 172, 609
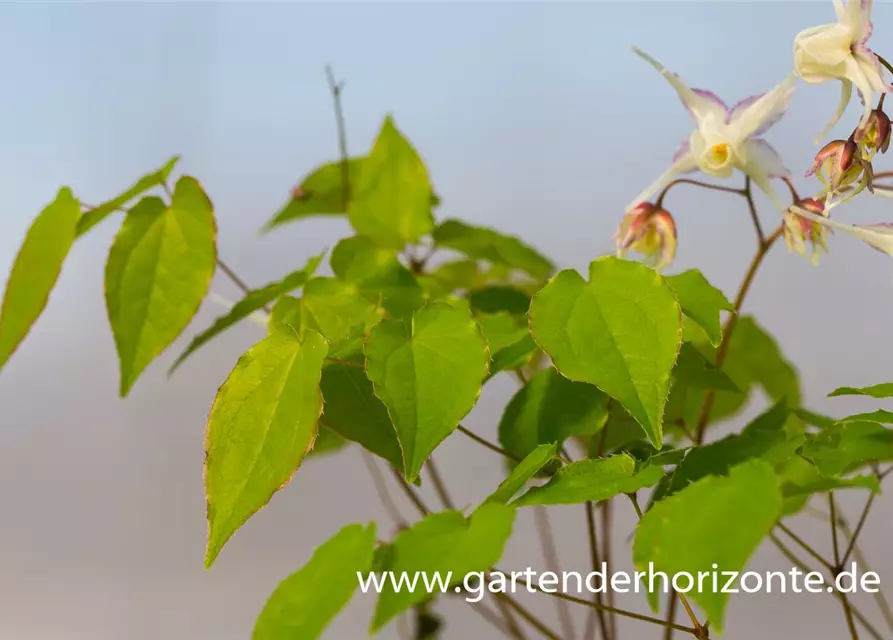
741, 140, 789, 212
792, 206, 893, 256
814, 79, 853, 145
729, 74, 796, 141
632, 47, 728, 125
626, 147, 698, 212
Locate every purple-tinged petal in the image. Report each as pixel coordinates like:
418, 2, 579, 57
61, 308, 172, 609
672, 139, 699, 174
728, 94, 762, 123
746, 139, 791, 179
690, 89, 729, 122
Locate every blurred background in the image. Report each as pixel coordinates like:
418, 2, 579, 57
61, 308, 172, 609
3, 2, 893, 638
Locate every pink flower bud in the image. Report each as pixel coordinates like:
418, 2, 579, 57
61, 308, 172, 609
614, 203, 677, 269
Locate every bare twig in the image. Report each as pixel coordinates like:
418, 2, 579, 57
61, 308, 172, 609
533, 507, 576, 639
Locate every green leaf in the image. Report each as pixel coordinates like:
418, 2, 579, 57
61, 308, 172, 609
0, 188, 80, 372
263, 158, 364, 230
428, 259, 483, 293
672, 343, 741, 393
330, 235, 423, 316
433, 219, 553, 280
793, 407, 837, 430
105, 179, 217, 395
204, 328, 328, 567
76, 156, 180, 237
252, 523, 376, 640
688, 316, 800, 427
372, 503, 515, 630
529, 257, 681, 448
666, 400, 797, 497
348, 117, 434, 249
841, 409, 893, 423
300, 277, 382, 345
476, 312, 529, 355
490, 334, 539, 377
513, 454, 663, 506
829, 383, 893, 398
319, 363, 403, 469
633, 460, 781, 633
664, 270, 732, 347
365, 302, 489, 481
468, 286, 531, 315
269, 296, 302, 333
801, 419, 893, 476
306, 425, 349, 459
485, 443, 559, 505
170, 253, 323, 373
499, 367, 609, 459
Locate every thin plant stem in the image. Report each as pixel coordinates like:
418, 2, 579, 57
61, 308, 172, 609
695, 222, 784, 443
664, 594, 679, 640
497, 594, 562, 640
533, 507, 576, 639
830, 493, 860, 640
742, 176, 765, 246
628, 494, 704, 636
216, 259, 252, 295
776, 522, 835, 571
360, 451, 406, 528
491, 596, 528, 640
770, 533, 882, 640
390, 468, 430, 517
841, 492, 875, 566
655, 179, 744, 209
457, 425, 522, 462
601, 500, 618, 638
325, 65, 351, 208
426, 458, 455, 510
584, 501, 612, 640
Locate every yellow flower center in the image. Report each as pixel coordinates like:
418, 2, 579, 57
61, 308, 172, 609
709, 143, 730, 165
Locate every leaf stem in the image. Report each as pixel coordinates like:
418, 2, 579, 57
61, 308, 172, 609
830, 493, 861, 640
664, 594, 679, 640
769, 534, 884, 640
325, 65, 351, 208
390, 467, 431, 516
584, 501, 612, 640
533, 507, 576, 639
426, 457, 455, 510
497, 594, 563, 640
841, 492, 875, 566
776, 522, 835, 571
457, 425, 523, 462
360, 451, 406, 528
694, 220, 784, 444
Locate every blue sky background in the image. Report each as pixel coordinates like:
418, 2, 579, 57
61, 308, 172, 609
3, 2, 893, 639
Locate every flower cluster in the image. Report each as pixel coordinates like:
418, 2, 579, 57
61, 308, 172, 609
618, 0, 893, 269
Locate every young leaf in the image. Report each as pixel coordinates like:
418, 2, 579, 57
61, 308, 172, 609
666, 400, 797, 497
300, 277, 381, 345
269, 296, 302, 333
204, 328, 328, 567
485, 443, 559, 505
372, 503, 515, 630
664, 270, 732, 347
529, 257, 681, 448
263, 158, 364, 230
75, 156, 180, 237
672, 343, 740, 392
843, 408, 893, 423
633, 460, 782, 633
800, 419, 893, 476
348, 117, 434, 249
319, 363, 403, 469
476, 312, 529, 356
512, 454, 663, 506
330, 235, 423, 316
365, 302, 489, 481
433, 219, 553, 280
252, 523, 376, 640
0, 188, 80, 373
105, 179, 217, 395
170, 253, 323, 373
829, 382, 893, 398
498, 367, 609, 459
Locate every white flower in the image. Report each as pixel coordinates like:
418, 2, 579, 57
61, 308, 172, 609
628, 47, 795, 213
794, 0, 892, 143
791, 201, 893, 257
